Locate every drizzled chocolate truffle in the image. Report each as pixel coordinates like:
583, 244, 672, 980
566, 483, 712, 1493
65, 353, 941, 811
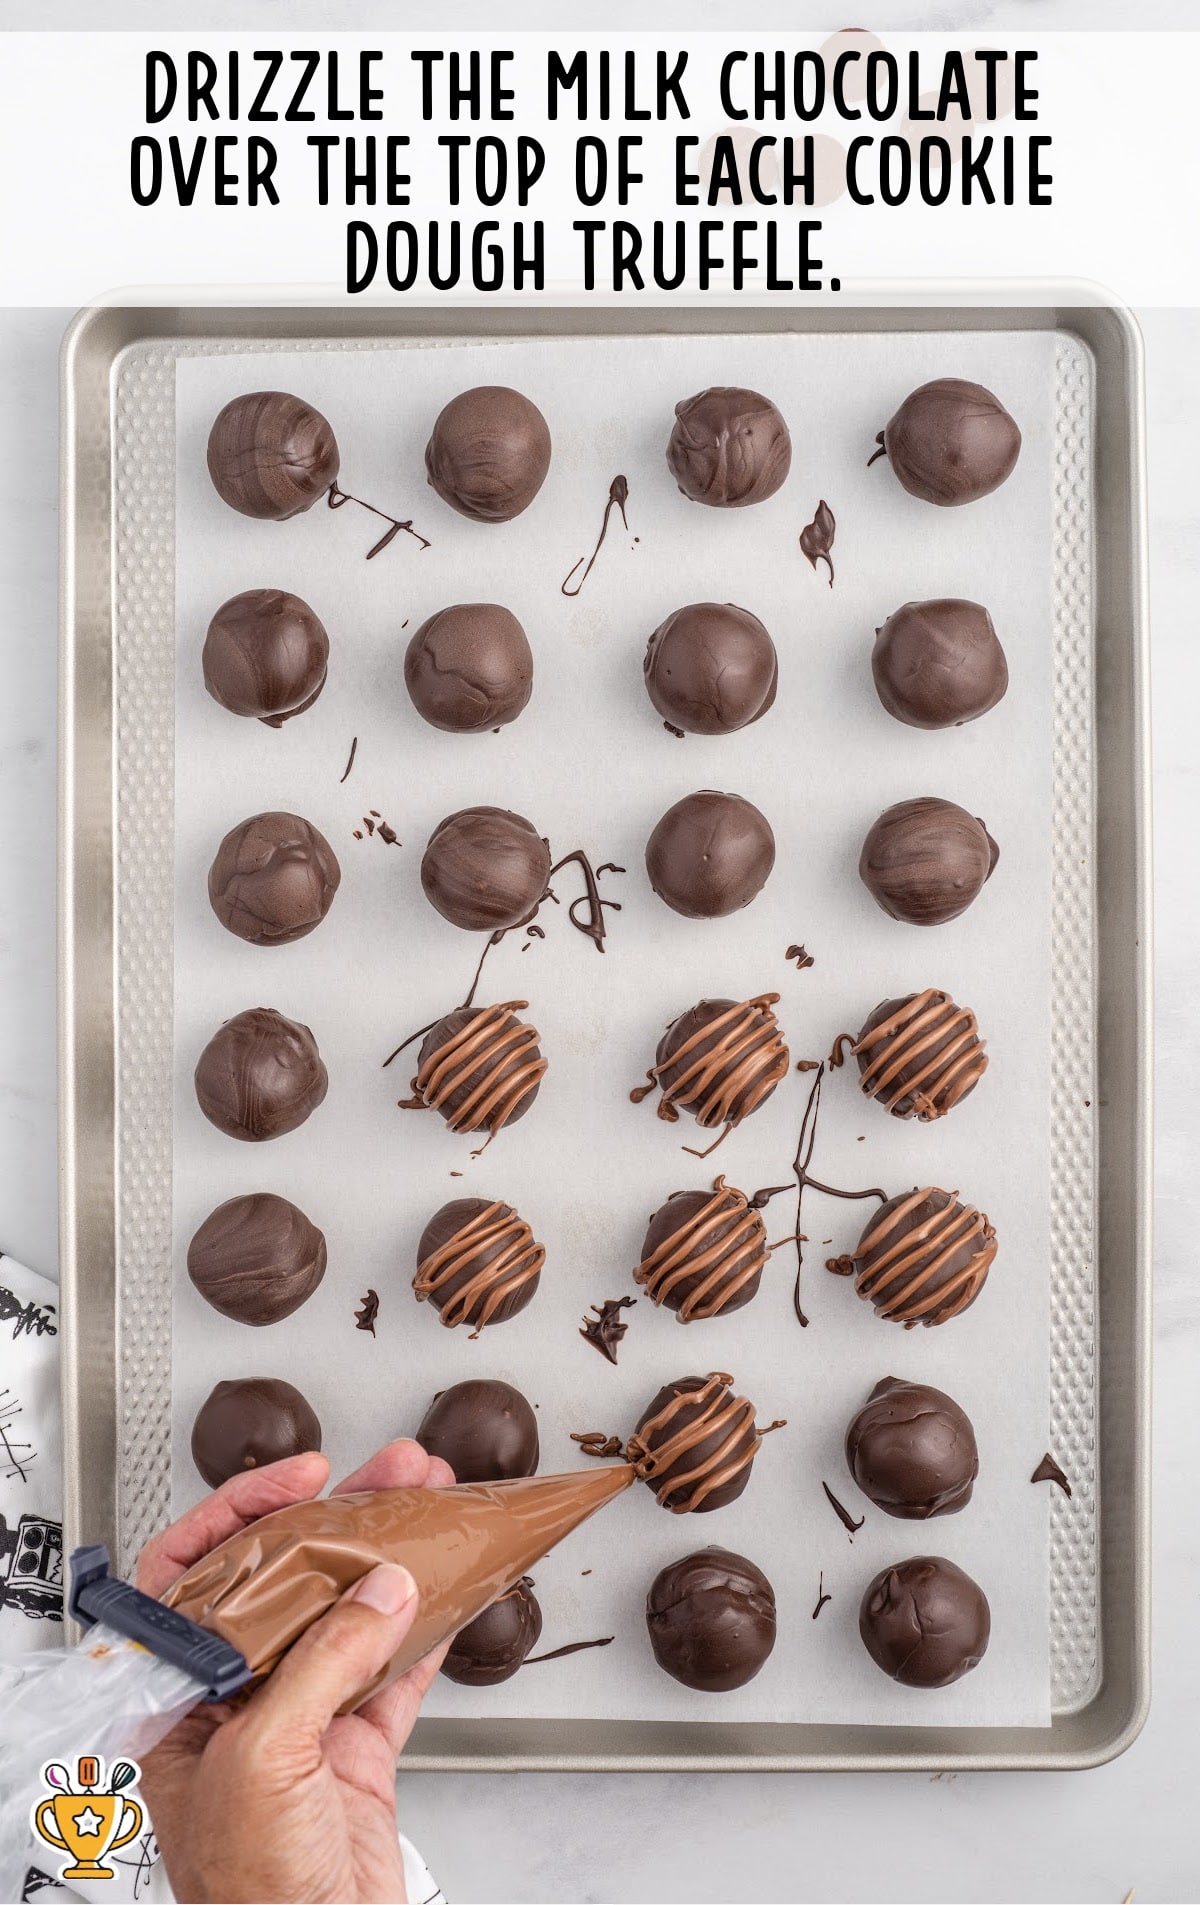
859, 798, 998, 927
414, 1198, 545, 1334
636, 1179, 768, 1322
208, 812, 341, 946
441, 1578, 543, 1686
207, 391, 339, 520
203, 589, 330, 726
639, 994, 788, 1134
872, 379, 1020, 507
646, 1547, 777, 1690
643, 602, 778, 734
645, 792, 775, 920
187, 1192, 327, 1325
667, 388, 791, 508
850, 1189, 997, 1328
840, 989, 987, 1122
859, 1556, 990, 1686
417, 1377, 540, 1481
421, 808, 550, 933
425, 386, 551, 524
404, 1002, 546, 1138
404, 603, 533, 733
190, 1377, 322, 1488
845, 1377, 979, 1517
194, 1007, 328, 1142
627, 1372, 769, 1513
872, 600, 1008, 730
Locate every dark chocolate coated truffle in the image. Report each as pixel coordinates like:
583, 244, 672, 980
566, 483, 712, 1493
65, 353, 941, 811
643, 602, 778, 734
848, 989, 987, 1122
203, 589, 330, 726
636, 1181, 767, 1321
194, 1006, 328, 1142
421, 807, 550, 933
190, 1376, 322, 1488
406, 1002, 546, 1137
405, 603, 533, 733
441, 1579, 542, 1685
859, 1556, 990, 1686
414, 1198, 544, 1334
627, 1372, 766, 1513
845, 1377, 979, 1517
646, 791, 775, 920
873, 379, 1020, 507
871, 599, 1008, 730
187, 1192, 327, 1325
859, 798, 998, 926
850, 1189, 997, 1328
649, 995, 788, 1130
646, 1546, 777, 1690
207, 391, 339, 521
417, 1377, 539, 1480
425, 386, 551, 524
667, 388, 791, 508
209, 811, 341, 946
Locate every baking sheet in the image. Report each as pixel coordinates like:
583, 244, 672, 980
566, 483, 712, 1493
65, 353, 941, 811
172, 330, 1055, 1728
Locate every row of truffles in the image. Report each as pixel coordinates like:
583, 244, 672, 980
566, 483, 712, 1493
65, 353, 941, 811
203, 591, 1010, 737
187, 1370, 988, 1690
191, 984, 989, 1147
206, 376, 1020, 530
203, 795, 999, 943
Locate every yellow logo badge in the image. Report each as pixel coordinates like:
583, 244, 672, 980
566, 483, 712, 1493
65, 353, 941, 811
31, 1754, 143, 1882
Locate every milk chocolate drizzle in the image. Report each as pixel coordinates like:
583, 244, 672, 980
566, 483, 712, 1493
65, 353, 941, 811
401, 1000, 547, 1143
414, 1200, 546, 1339
831, 988, 988, 1122
561, 475, 631, 597
799, 499, 836, 587
571, 1432, 626, 1459
624, 1372, 783, 1514
327, 481, 432, 559
854, 1188, 997, 1326
631, 994, 789, 1158
635, 1177, 768, 1322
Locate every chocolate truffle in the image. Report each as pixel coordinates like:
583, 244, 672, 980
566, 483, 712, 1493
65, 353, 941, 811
859, 1556, 990, 1686
425, 386, 551, 524
845, 1377, 979, 1516
421, 808, 550, 933
646, 792, 775, 920
194, 1006, 328, 1142
404, 603, 533, 733
872, 379, 1021, 507
871, 599, 1008, 730
646, 1547, 777, 1690
636, 1178, 768, 1321
850, 1188, 997, 1327
643, 602, 778, 734
203, 589, 330, 726
626, 1372, 768, 1513
404, 1001, 546, 1138
417, 1377, 539, 1480
414, 1198, 544, 1334
841, 988, 987, 1121
667, 388, 791, 508
640, 994, 788, 1133
441, 1578, 542, 1685
208, 811, 341, 946
207, 391, 339, 520
186, 1192, 327, 1325
859, 798, 998, 927
190, 1376, 322, 1488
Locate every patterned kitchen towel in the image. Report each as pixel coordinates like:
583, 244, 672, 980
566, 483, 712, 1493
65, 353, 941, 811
0, 1253, 62, 1649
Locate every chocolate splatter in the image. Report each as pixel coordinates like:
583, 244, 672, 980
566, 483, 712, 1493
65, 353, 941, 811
525, 1636, 615, 1663
340, 736, 358, 783
328, 481, 431, 560
812, 1571, 832, 1620
795, 1058, 821, 1072
547, 848, 623, 953
378, 821, 399, 846
580, 1295, 636, 1365
1031, 1452, 1072, 1498
354, 1288, 380, 1336
799, 499, 836, 586
561, 475, 631, 596
664, 721, 685, 739
786, 943, 815, 971
822, 1481, 864, 1537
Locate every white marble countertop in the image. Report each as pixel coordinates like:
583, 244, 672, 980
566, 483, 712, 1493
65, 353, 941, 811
1, 281, 1194, 1899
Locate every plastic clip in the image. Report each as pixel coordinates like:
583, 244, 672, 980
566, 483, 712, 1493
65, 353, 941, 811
68, 1544, 252, 1703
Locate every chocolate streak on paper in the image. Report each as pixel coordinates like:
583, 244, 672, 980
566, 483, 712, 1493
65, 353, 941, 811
561, 475, 631, 597
1031, 1453, 1072, 1498
799, 499, 836, 586
327, 481, 432, 559
547, 849, 623, 952
339, 736, 358, 783
822, 1481, 865, 1537
525, 1635, 615, 1663
788, 1065, 887, 1325
812, 1571, 832, 1620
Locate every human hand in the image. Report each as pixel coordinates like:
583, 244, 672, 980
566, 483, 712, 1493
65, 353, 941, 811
136, 1438, 454, 1904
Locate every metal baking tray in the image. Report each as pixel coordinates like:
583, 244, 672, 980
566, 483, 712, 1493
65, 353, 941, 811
59, 294, 1151, 1771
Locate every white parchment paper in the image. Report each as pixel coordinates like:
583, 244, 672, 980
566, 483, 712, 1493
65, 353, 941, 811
173, 329, 1055, 1728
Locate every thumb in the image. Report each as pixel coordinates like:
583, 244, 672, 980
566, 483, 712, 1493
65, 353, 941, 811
248, 1563, 419, 1743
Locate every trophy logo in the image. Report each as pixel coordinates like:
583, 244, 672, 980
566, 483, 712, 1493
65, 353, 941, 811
31, 1753, 143, 1882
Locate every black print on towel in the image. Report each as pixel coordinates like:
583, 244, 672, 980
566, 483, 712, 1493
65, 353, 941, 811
0, 1509, 62, 1621
0, 1280, 58, 1339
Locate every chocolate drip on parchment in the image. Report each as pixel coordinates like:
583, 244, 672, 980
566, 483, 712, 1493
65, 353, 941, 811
1030, 1453, 1072, 1498
525, 1635, 615, 1664
799, 499, 836, 587
327, 481, 431, 559
822, 1480, 864, 1537
561, 475, 631, 597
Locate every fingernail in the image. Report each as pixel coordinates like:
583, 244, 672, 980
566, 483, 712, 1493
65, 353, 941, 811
349, 1563, 417, 1616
